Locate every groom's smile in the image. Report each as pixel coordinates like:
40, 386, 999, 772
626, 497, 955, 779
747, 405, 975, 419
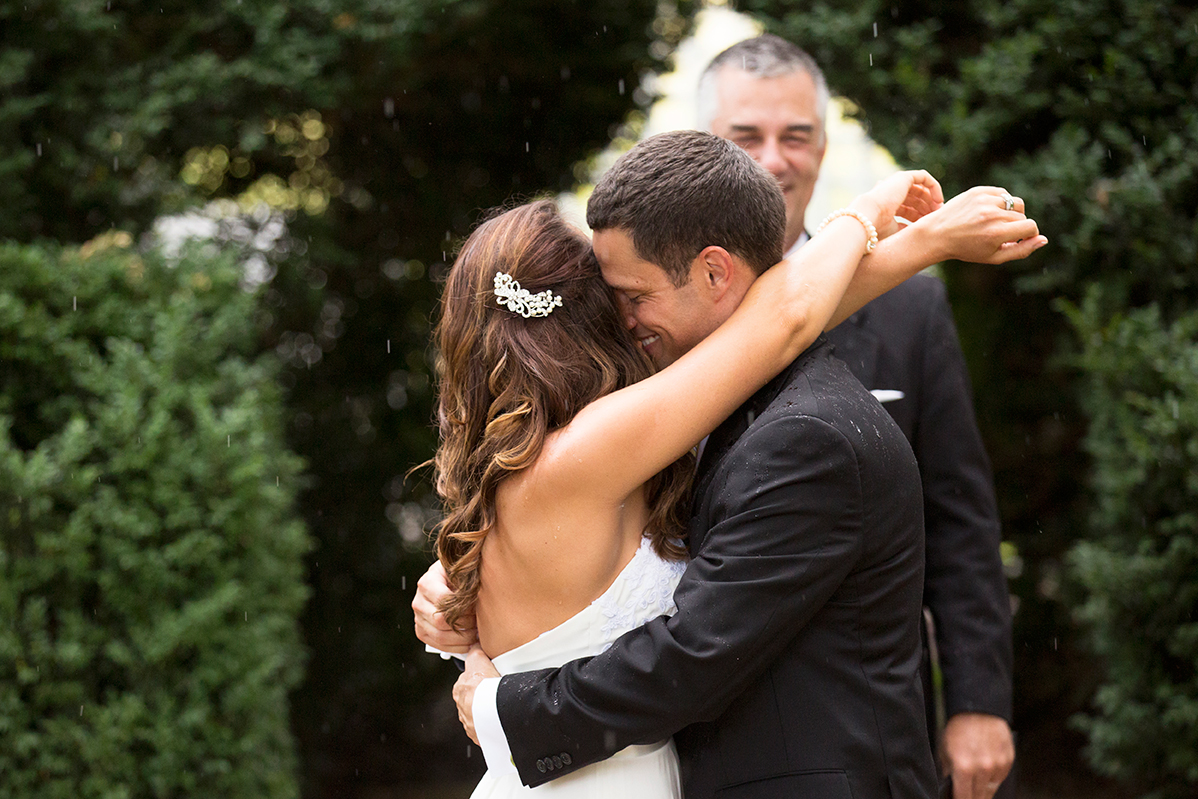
592, 227, 718, 369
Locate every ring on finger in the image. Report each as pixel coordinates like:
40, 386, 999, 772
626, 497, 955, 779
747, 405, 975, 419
1000, 191, 1015, 211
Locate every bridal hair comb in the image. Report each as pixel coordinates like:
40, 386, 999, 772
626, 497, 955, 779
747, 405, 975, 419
493, 271, 563, 318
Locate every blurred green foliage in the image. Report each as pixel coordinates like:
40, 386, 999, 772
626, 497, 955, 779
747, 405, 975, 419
0, 235, 308, 797
744, 0, 1197, 792
1064, 295, 1198, 798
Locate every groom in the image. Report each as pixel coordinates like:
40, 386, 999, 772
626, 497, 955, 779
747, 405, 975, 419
419, 132, 1041, 798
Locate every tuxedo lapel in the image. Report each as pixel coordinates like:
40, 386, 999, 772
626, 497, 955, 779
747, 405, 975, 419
690, 408, 749, 556
827, 307, 881, 388
688, 343, 824, 555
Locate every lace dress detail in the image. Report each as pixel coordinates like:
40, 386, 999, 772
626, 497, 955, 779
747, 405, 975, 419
595, 541, 686, 649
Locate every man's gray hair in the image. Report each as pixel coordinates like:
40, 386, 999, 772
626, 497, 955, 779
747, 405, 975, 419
697, 34, 831, 139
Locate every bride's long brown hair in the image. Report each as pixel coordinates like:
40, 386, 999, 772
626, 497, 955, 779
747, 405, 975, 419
432, 200, 693, 630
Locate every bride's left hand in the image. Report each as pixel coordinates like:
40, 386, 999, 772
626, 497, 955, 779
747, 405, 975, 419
852, 170, 946, 242
454, 645, 500, 745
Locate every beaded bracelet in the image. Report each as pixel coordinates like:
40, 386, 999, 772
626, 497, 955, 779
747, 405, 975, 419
814, 208, 878, 253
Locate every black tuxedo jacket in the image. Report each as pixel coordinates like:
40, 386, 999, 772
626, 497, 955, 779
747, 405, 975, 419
496, 338, 939, 799
825, 274, 1013, 722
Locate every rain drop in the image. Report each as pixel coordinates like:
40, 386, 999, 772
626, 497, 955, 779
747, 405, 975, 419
525, 141, 529, 152
73, 296, 77, 311
873, 22, 878, 37
227, 435, 231, 447
402, 576, 407, 590
387, 339, 391, 353
869, 53, 873, 67
618, 79, 625, 95
36, 143, 42, 156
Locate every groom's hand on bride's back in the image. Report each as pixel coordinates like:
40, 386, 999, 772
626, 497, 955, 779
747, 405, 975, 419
454, 645, 499, 746
412, 560, 478, 653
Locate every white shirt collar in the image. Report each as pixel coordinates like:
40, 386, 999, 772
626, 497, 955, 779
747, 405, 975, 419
783, 230, 810, 260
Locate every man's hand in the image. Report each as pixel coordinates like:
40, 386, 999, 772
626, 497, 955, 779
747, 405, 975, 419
941, 712, 1015, 799
913, 186, 1047, 264
412, 560, 477, 653
453, 645, 500, 745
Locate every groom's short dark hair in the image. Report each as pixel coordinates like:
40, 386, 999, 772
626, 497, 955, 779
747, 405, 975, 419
586, 130, 785, 284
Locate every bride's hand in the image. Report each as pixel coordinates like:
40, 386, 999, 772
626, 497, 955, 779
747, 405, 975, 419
850, 170, 945, 242
909, 186, 1048, 264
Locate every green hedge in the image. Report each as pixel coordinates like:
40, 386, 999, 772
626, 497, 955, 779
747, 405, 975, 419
1064, 290, 1198, 798
0, 234, 309, 797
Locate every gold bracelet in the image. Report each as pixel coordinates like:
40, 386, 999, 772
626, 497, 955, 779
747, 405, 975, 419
815, 208, 878, 253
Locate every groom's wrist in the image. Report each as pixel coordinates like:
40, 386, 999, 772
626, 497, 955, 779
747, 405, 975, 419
473, 677, 517, 777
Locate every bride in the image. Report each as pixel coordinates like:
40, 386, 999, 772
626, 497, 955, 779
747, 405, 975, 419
420, 131, 1043, 798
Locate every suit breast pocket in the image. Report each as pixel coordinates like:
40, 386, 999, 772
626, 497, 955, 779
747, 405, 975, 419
714, 769, 852, 799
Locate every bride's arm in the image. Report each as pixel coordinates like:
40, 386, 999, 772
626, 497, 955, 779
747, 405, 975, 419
541, 177, 1045, 504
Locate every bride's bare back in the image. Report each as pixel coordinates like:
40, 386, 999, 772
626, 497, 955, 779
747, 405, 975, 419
476, 444, 651, 655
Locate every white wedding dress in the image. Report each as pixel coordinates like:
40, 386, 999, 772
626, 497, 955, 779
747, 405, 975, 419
470, 537, 686, 799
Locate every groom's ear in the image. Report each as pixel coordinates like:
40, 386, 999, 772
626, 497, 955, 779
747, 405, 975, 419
694, 246, 747, 304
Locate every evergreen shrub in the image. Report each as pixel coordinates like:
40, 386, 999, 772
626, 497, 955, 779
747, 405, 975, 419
1063, 291, 1198, 799
0, 234, 309, 797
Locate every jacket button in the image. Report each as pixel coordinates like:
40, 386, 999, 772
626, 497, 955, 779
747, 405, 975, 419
561, 752, 572, 766
536, 759, 546, 773
552, 755, 563, 769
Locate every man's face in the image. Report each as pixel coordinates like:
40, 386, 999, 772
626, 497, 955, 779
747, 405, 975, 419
593, 228, 721, 369
709, 67, 826, 250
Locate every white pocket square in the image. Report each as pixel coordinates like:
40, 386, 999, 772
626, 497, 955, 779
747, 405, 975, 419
870, 389, 905, 403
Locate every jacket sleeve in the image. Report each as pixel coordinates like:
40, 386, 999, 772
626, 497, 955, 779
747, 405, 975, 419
496, 414, 865, 787
913, 281, 1013, 721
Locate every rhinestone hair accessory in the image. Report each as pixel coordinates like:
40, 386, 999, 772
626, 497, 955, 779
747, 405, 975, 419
493, 271, 563, 318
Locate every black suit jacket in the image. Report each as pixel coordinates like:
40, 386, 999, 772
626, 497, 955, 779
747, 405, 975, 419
825, 274, 1013, 722
496, 338, 939, 799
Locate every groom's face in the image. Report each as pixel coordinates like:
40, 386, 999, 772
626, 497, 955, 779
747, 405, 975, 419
593, 228, 722, 369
